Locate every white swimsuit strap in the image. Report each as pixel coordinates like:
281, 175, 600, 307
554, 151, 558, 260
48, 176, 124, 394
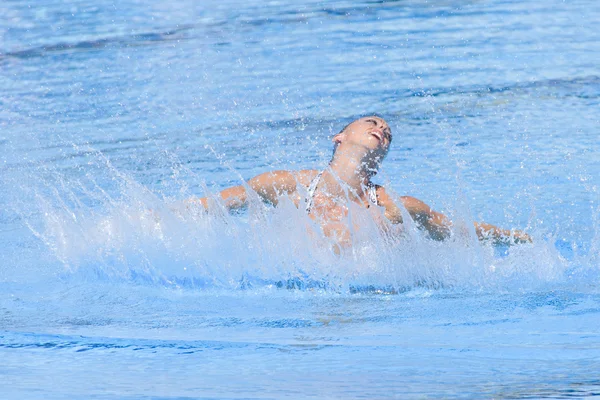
305, 171, 323, 213
366, 183, 378, 205
306, 171, 378, 213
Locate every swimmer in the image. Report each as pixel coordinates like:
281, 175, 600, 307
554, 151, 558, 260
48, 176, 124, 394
186, 116, 531, 247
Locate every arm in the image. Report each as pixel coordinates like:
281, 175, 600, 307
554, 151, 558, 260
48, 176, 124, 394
472, 221, 531, 245
186, 170, 307, 211
377, 188, 531, 245
399, 195, 453, 241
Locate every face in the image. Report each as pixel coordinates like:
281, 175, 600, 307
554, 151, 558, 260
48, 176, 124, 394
334, 116, 392, 154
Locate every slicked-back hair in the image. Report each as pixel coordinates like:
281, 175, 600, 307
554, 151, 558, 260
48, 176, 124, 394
332, 114, 387, 155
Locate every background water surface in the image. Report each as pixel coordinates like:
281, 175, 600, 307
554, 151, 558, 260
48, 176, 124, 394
1, 0, 600, 398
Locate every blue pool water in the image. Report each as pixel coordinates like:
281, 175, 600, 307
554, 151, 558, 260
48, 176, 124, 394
1, 0, 600, 398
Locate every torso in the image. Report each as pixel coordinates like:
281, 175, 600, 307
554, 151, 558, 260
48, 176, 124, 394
290, 169, 388, 247
305, 170, 378, 213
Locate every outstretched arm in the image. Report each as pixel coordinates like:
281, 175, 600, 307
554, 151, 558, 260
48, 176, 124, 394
471, 221, 531, 244
186, 170, 313, 211
377, 188, 531, 245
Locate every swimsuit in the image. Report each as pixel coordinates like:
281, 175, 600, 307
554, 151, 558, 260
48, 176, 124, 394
305, 171, 378, 213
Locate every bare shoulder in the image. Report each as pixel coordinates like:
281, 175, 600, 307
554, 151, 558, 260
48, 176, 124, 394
373, 186, 403, 223
374, 185, 394, 206
293, 169, 320, 187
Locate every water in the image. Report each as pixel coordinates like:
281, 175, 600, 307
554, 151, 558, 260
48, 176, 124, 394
1, 0, 600, 398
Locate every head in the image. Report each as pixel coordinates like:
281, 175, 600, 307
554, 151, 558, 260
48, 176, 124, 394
331, 116, 392, 176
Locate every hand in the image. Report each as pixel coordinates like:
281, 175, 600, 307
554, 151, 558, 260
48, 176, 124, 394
513, 230, 532, 244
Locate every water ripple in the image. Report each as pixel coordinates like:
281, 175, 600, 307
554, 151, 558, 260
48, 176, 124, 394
0, 25, 194, 61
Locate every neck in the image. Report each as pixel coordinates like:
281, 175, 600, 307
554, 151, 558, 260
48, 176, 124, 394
324, 144, 376, 195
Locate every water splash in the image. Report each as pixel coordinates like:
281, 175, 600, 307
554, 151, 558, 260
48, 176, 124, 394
7, 144, 596, 295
